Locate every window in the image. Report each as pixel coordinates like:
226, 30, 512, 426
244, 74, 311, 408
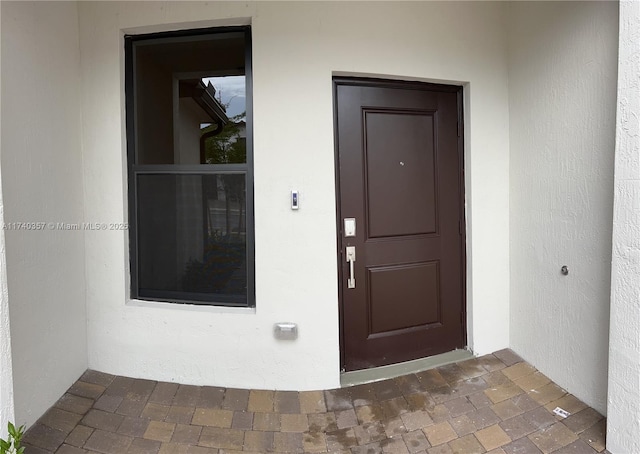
125, 27, 254, 307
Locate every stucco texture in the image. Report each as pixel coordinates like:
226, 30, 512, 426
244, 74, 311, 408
607, 2, 640, 453
508, 1, 618, 415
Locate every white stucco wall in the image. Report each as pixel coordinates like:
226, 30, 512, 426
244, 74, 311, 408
607, 2, 640, 452
508, 1, 618, 414
78, 1, 510, 390
0, 3, 16, 438
0, 2, 88, 427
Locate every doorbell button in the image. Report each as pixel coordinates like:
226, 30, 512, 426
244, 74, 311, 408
291, 190, 299, 210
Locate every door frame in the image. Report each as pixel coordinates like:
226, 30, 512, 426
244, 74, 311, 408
332, 76, 468, 372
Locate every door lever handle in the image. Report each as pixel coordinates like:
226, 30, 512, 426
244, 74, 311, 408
346, 246, 356, 289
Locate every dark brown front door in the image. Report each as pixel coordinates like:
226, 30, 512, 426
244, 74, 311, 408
334, 78, 466, 371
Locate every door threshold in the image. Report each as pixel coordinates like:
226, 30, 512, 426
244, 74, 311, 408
340, 349, 473, 388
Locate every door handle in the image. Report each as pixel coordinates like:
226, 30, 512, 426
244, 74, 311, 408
346, 246, 356, 289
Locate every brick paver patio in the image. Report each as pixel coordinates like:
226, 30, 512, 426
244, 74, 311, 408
21, 349, 608, 453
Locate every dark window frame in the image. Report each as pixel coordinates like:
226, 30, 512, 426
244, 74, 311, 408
124, 26, 255, 307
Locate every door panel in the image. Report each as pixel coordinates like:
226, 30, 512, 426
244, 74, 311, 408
368, 262, 440, 335
335, 78, 465, 371
365, 111, 437, 238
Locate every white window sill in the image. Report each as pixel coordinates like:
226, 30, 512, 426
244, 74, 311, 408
127, 298, 256, 315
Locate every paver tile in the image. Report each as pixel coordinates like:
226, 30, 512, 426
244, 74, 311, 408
105, 377, 135, 398
475, 424, 511, 451
482, 372, 512, 388
55, 394, 95, 416
502, 435, 542, 453
80, 370, 116, 388
127, 437, 161, 454
171, 423, 203, 444
273, 431, 303, 452
222, 388, 249, 411
498, 414, 536, 441
165, 406, 195, 424
484, 385, 523, 404
350, 383, 377, 407
402, 429, 431, 453
381, 397, 410, 419
172, 385, 201, 407
372, 379, 404, 401
449, 414, 476, 437
554, 439, 603, 454
230, 410, 253, 430
274, 391, 300, 414
352, 441, 385, 454
65, 424, 94, 447
457, 358, 488, 379
244, 430, 275, 451
326, 427, 358, 451
335, 408, 359, 429
528, 423, 578, 453
143, 421, 175, 442
578, 418, 606, 452
444, 397, 475, 417
191, 408, 233, 427
490, 400, 523, 421
501, 363, 536, 382
197, 387, 225, 409
40, 408, 83, 434
544, 394, 587, 418
528, 383, 567, 406
493, 350, 523, 367
514, 372, 550, 392
353, 421, 387, 445
426, 404, 451, 423
23, 424, 67, 451
117, 416, 150, 437
562, 408, 603, 434
247, 389, 274, 413
380, 436, 410, 453
468, 392, 493, 410
394, 374, 424, 395
21, 355, 607, 454
93, 395, 123, 413
253, 412, 281, 431
300, 390, 327, 413
427, 444, 454, 454
325, 388, 353, 411
281, 413, 309, 432
416, 369, 447, 390
423, 421, 457, 447
467, 407, 500, 430
401, 410, 434, 431
81, 409, 124, 432
406, 392, 435, 412
447, 433, 485, 454
437, 364, 469, 384
383, 417, 407, 438
84, 429, 133, 454
148, 383, 179, 406
356, 404, 385, 424
308, 412, 338, 432
198, 426, 244, 449
522, 407, 556, 431
56, 444, 88, 454
68, 382, 106, 400
141, 403, 170, 421
476, 355, 506, 373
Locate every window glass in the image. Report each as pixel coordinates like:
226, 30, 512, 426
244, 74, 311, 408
137, 174, 247, 303
126, 27, 253, 306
